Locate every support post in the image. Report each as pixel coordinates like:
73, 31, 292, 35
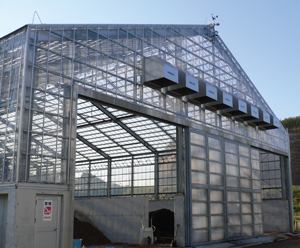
184, 127, 191, 246
176, 126, 183, 193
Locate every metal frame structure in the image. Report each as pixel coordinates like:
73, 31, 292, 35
0, 24, 292, 247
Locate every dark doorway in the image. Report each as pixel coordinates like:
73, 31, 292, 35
149, 209, 174, 243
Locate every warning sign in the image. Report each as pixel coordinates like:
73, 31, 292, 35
43, 200, 52, 221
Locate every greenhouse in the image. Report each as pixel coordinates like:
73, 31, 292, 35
0, 24, 293, 248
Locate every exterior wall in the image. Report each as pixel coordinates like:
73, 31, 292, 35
74, 197, 149, 244
0, 186, 16, 248
149, 200, 174, 212
262, 199, 290, 232
0, 184, 72, 248
174, 195, 185, 247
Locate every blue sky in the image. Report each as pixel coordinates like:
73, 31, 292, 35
1, 0, 299, 120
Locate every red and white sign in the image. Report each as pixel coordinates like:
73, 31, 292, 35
43, 200, 52, 221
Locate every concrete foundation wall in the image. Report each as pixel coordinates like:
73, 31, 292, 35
74, 197, 149, 244
149, 200, 174, 213
174, 195, 185, 247
262, 199, 290, 232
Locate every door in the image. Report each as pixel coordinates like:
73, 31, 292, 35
34, 195, 61, 248
0, 194, 8, 248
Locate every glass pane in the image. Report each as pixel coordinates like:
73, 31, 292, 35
209, 149, 222, 162
241, 192, 251, 202
210, 174, 223, 186
241, 178, 251, 188
242, 214, 253, 225
225, 153, 238, 165
209, 161, 223, 174
226, 165, 239, 176
225, 141, 237, 154
242, 225, 253, 236
192, 189, 207, 201
239, 145, 249, 157
211, 228, 225, 241
242, 203, 252, 214
227, 191, 239, 202
191, 133, 205, 146
228, 203, 240, 214
228, 226, 241, 238
240, 157, 250, 167
191, 158, 207, 171
192, 171, 207, 185
210, 190, 223, 201
192, 216, 208, 228
211, 203, 224, 214
254, 214, 262, 224
208, 137, 221, 150
191, 145, 206, 159
227, 176, 239, 187
192, 202, 207, 215
211, 215, 224, 227
192, 229, 208, 243
253, 204, 262, 213
228, 215, 241, 226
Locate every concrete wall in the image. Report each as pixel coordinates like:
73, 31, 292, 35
0, 185, 16, 248
262, 199, 290, 232
0, 183, 73, 248
74, 196, 149, 244
174, 195, 185, 247
149, 200, 174, 213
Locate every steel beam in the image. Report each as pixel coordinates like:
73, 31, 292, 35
76, 134, 110, 159
92, 103, 157, 153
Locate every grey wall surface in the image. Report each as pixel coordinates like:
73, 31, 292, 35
174, 195, 185, 247
0, 194, 8, 248
149, 200, 174, 212
74, 197, 149, 244
0, 184, 72, 248
0, 186, 16, 248
262, 199, 290, 232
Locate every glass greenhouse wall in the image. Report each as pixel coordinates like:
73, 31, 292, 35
0, 24, 292, 246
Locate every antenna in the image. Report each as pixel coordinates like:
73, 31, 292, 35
32, 11, 43, 24
211, 14, 220, 27
208, 14, 220, 43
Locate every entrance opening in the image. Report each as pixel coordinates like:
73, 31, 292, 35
149, 209, 174, 244
74, 97, 181, 245
75, 98, 178, 199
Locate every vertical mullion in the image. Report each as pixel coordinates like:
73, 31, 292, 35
39, 26, 52, 182
107, 158, 111, 197
184, 127, 192, 246
131, 156, 134, 197
53, 26, 64, 183
2, 35, 15, 183
223, 139, 228, 240
13, 31, 26, 182
24, 26, 37, 182
154, 153, 159, 201
88, 160, 91, 198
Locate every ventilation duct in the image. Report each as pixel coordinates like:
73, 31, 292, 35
235, 104, 259, 121
167, 70, 199, 96
144, 56, 178, 89
247, 109, 270, 126
206, 89, 233, 110
188, 79, 217, 104
222, 96, 247, 116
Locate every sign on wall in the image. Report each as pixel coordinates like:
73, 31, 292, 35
43, 200, 52, 221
